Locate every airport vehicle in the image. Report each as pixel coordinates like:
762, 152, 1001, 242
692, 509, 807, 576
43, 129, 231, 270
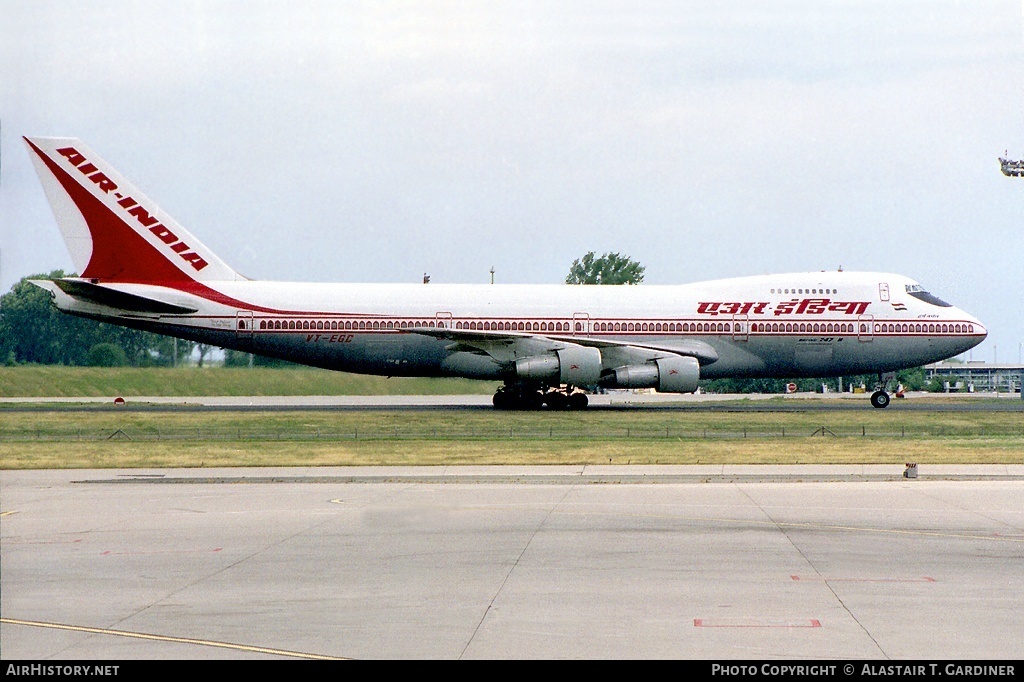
24, 136, 987, 409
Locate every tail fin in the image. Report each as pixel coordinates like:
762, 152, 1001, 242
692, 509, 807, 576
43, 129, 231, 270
24, 137, 242, 284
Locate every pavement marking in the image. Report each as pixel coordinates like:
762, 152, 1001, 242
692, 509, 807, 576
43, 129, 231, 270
0, 511, 19, 517
0, 618, 347, 660
99, 548, 223, 556
791, 575, 937, 583
694, 618, 822, 628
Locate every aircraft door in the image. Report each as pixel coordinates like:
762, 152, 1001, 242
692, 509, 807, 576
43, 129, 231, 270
879, 283, 890, 302
573, 312, 590, 336
732, 314, 748, 342
235, 310, 254, 338
435, 311, 452, 329
858, 315, 873, 342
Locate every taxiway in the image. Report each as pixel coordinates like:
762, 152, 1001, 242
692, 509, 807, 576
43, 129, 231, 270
2, 466, 1022, 659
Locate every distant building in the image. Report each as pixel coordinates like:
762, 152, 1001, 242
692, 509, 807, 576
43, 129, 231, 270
1000, 157, 1024, 177
925, 361, 1023, 393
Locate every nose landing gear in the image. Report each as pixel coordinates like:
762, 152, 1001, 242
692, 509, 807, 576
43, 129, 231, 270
870, 372, 895, 409
870, 390, 891, 409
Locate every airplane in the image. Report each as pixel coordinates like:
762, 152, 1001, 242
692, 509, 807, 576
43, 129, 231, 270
23, 136, 987, 409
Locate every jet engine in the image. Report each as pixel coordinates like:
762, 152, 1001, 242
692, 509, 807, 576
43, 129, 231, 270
603, 355, 700, 393
515, 346, 603, 386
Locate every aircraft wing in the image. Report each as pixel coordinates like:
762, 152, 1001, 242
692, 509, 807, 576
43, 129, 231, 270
407, 326, 719, 366
544, 334, 719, 365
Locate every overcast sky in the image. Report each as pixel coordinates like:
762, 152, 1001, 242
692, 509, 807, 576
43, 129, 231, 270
2, 1, 1021, 362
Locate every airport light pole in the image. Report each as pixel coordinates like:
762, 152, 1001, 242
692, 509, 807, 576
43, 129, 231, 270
998, 150, 1021, 374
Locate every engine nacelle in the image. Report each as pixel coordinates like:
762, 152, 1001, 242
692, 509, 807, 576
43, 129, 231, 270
610, 363, 660, 388
605, 355, 700, 393
515, 345, 603, 386
515, 355, 560, 381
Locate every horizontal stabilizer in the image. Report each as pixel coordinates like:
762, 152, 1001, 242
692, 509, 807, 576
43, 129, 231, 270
49, 278, 198, 315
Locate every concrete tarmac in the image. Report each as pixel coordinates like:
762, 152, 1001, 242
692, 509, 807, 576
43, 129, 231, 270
2, 466, 1023, 660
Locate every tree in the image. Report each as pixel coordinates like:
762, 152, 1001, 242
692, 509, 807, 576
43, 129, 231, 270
223, 349, 252, 368
0, 272, 171, 366
224, 349, 301, 368
565, 252, 645, 285
88, 343, 129, 367
0, 271, 93, 365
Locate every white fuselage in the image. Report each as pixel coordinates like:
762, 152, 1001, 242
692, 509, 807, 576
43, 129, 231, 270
23, 136, 987, 394
46, 270, 986, 382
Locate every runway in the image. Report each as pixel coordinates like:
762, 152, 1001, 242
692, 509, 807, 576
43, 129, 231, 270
2, 466, 1022, 659
3, 391, 1023, 412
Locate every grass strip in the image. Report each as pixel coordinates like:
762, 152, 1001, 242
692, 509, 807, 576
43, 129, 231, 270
0, 366, 499, 397
2, 409, 1021, 468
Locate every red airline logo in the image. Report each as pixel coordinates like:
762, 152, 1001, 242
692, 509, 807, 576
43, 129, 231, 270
697, 302, 769, 316
56, 146, 209, 272
698, 299, 870, 317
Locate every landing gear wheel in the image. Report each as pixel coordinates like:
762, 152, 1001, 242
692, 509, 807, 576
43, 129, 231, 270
493, 386, 545, 410
522, 390, 544, 411
567, 392, 589, 410
493, 389, 513, 410
543, 391, 568, 410
870, 390, 890, 409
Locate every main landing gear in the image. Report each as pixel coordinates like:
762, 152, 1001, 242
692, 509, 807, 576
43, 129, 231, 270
870, 372, 895, 409
492, 383, 589, 410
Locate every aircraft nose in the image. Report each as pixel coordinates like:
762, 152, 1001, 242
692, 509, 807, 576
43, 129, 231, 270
959, 311, 987, 353
964, 310, 987, 339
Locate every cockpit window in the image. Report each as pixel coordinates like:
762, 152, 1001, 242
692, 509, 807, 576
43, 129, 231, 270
905, 284, 951, 307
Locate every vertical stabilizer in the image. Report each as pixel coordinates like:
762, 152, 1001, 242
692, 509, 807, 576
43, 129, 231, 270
24, 137, 242, 284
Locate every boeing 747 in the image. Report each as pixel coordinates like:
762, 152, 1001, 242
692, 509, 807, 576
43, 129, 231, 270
24, 137, 987, 409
